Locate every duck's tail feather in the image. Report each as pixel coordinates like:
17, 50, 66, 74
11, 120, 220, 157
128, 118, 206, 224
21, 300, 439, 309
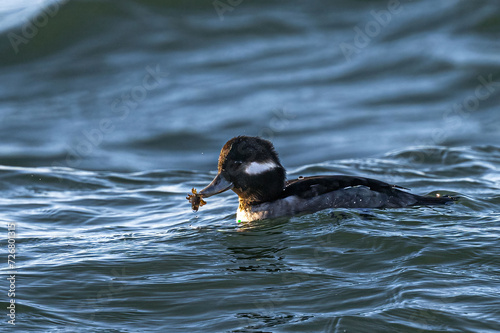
413, 194, 458, 206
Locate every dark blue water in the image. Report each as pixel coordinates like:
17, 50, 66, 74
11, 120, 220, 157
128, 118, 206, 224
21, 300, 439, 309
1, 0, 499, 332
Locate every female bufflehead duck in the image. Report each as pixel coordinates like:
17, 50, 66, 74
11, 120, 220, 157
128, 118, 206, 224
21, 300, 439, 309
190, 136, 455, 222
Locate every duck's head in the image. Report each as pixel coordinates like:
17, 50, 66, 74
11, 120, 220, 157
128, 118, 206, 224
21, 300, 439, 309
199, 136, 286, 204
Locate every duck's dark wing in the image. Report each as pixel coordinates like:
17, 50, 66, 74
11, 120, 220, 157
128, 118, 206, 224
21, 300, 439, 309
282, 175, 454, 207
283, 175, 403, 198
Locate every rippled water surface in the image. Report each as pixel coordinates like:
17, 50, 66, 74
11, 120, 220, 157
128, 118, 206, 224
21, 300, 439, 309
1, 0, 500, 332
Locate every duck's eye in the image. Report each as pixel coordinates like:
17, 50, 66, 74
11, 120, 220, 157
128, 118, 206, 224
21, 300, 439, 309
231, 161, 243, 167
227, 160, 242, 170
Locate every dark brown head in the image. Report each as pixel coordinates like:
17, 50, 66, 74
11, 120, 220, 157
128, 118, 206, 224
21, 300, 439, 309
199, 136, 286, 204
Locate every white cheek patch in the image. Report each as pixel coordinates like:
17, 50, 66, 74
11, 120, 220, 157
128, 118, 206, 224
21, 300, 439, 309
244, 161, 278, 175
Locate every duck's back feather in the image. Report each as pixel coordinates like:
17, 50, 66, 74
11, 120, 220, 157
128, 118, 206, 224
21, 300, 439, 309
281, 175, 454, 207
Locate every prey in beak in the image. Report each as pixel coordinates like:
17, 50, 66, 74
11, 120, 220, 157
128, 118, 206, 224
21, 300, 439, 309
186, 173, 234, 211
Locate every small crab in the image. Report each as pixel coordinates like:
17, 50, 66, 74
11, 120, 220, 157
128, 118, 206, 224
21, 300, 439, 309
186, 188, 206, 212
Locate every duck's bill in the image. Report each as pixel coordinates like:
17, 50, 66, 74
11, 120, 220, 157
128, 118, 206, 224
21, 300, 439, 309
199, 173, 233, 198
